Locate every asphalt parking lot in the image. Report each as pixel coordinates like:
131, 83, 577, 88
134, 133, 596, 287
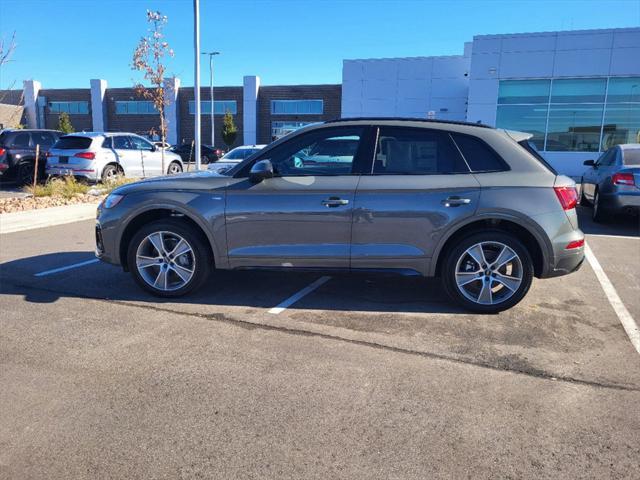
1, 207, 639, 479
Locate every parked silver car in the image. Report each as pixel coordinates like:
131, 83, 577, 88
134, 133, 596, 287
96, 119, 585, 313
207, 144, 266, 175
580, 144, 640, 222
47, 132, 184, 182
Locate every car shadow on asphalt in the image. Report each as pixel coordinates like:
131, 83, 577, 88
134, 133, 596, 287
0, 251, 466, 314
577, 206, 640, 237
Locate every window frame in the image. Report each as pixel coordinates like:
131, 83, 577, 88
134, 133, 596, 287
11, 132, 32, 148
188, 100, 238, 115
48, 101, 90, 115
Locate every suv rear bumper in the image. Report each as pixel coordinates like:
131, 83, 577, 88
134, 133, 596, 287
544, 248, 585, 278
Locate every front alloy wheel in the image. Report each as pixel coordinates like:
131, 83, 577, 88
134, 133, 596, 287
443, 232, 533, 313
127, 219, 212, 297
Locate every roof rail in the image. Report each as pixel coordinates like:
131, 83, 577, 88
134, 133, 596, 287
324, 117, 493, 129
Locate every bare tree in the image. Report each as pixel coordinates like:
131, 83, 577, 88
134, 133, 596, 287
132, 11, 174, 173
0, 32, 20, 105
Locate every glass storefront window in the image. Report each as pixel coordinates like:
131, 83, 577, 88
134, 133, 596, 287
546, 104, 604, 152
188, 100, 237, 114
550, 78, 606, 104
496, 104, 547, 149
497, 80, 550, 104
601, 104, 640, 149
606, 77, 640, 103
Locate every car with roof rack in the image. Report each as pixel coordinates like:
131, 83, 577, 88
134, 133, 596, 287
96, 118, 584, 313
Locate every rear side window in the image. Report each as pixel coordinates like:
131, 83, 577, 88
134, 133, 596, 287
102, 137, 113, 149
623, 149, 640, 165
11, 132, 31, 148
451, 133, 508, 173
54, 136, 93, 150
32, 131, 56, 147
373, 127, 468, 174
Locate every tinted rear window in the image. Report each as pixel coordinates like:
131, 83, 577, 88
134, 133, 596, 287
32, 131, 56, 147
623, 149, 640, 165
53, 136, 93, 150
451, 133, 508, 172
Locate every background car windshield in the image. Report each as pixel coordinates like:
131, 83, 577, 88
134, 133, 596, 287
53, 136, 92, 150
623, 149, 640, 165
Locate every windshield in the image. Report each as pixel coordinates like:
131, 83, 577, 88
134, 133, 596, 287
623, 149, 640, 165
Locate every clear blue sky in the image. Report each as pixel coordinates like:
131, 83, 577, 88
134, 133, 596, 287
1, 0, 639, 89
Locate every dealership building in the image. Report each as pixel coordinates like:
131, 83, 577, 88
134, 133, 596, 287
2, 26, 638, 176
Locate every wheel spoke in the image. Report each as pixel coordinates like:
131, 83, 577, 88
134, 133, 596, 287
137, 255, 160, 269
170, 239, 191, 258
492, 245, 517, 270
493, 272, 521, 292
148, 232, 166, 256
456, 271, 481, 287
467, 244, 487, 267
170, 264, 193, 283
477, 279, 493, 304
153, 268, 168, 290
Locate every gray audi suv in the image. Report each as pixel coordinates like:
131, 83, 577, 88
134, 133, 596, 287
96, 119, 585, 313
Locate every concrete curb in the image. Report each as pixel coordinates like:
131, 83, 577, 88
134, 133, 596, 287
0, 202, 99, 234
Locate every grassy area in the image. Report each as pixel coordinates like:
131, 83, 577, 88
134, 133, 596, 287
25, 175, 136, 199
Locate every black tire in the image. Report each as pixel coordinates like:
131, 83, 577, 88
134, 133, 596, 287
127, 219, 212, 297
101, 164, 122, 183
442, 231, 534, 314
17, 161, 35, 186
592, 190, 606, 223
167, 161, 183, 175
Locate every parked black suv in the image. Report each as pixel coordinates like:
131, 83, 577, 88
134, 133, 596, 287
0, 129, 62, 184
170, 144, 224, 165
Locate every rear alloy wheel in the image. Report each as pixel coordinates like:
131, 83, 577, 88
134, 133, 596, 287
102, 164, 122, 183
127, 219, 211, 297
17, 161, 35, 186
443, 231, 533, 313
167, 161, 183, 175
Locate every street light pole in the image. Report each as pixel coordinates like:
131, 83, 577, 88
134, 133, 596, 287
193, 0, 202, 170
202, 51, 220, 147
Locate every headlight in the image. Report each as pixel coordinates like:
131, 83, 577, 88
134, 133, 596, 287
103, 193, 124, 209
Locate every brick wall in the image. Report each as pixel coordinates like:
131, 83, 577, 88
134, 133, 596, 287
177, 86, 243, 148
105, 88, 162, 137
40, 88, 93, 131
256, 84, 341, 144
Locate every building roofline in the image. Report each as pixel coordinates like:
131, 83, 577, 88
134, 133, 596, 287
473, 26, 640, 40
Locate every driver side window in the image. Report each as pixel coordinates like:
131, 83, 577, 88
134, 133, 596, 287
267, 127, 364, 176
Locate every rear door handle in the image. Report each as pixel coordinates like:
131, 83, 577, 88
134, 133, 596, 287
322, 197, 349, 207
441, 196, 471, 207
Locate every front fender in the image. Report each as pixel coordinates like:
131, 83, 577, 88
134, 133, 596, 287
106, 190, 228, 269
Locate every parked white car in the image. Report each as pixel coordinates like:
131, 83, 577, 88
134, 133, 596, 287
207, 144, 266, 174
46, 132, 184, 182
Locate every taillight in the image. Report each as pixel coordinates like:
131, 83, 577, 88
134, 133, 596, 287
554, 186, 578, 210
612, 172, 635, 186
0, 147, 5, 156
565, 239, 585, 250
73, 151, 96, 160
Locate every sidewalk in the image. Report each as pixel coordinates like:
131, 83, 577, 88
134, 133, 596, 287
0, 202, 99, 234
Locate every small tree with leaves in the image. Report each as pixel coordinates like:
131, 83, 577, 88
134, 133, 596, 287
132, 10, 174, 173
221, 110, 238, 150
58, 112, 74, 133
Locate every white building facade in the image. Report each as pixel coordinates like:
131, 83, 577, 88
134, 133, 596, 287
342, 27, 640, 177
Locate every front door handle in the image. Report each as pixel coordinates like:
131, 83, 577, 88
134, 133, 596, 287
322, 197, 349, 207
441, 196, 471, 207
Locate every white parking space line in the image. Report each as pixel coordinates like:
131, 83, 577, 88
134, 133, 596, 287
585, 243, 640, 355
587, 234, 639, 241
34, 258, 100, 277
269, 276, 332, 315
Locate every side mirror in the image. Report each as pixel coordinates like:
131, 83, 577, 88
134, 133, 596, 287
583, 160, 595, 167
249, 159, 274, 183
